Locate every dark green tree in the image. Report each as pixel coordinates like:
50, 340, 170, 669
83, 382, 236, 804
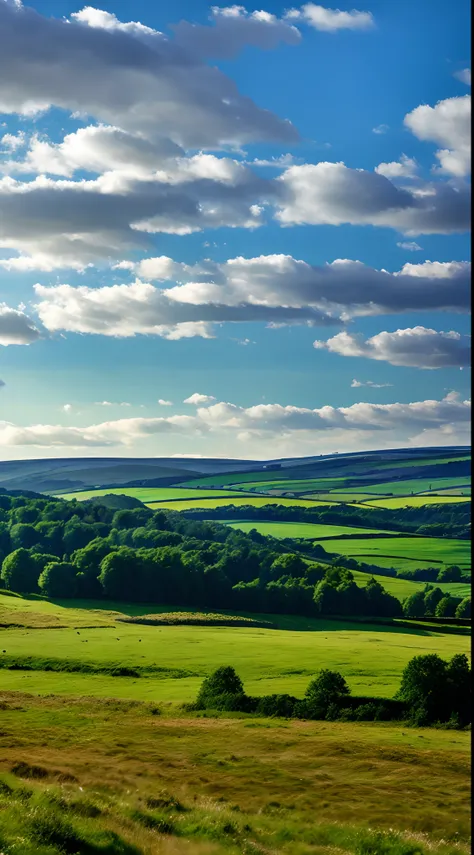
10, 523, 41, 550
302, 670, 350, 719
396, 654, 450, 724
435, 596, 458, 618
1, 548, 39, 593
402, 590, 426, 618
455, 598, 471, 618
423, 585, 444, 616
38, 561, 77, 598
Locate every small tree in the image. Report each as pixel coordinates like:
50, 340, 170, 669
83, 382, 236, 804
435, 596, 457, 618
195, 666, 248, 711
1, 548, 39, 594
455, 598, 471, 618
437, 566, 462, 582
423, 586, 444, 616
302, 669, 350, 719
396, 654, 450, 724
402, 590, 426, 619
38, 562, 77, 598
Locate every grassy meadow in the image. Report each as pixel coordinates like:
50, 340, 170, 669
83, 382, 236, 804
307, 535, 471, 568
146, 496, 339, 511
0, 691, 470, 854
0, 593, 469, 704
361, 495, 471, 508
220, 520, 393, 538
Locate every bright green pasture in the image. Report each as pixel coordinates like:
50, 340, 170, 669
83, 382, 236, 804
304, 492, 381, 502
376, 455, 470, 470
222, 520, 391, 539
233, 478, 348, 492
57, 486, 251, 503
361, 495, 471, 508
345, 477, 471, 496
0, 613, 469, 703
312, 535, 471, 569
148, 496, 338, 511
350, 570, 471, 601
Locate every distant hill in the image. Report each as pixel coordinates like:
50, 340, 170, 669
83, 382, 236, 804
0, 446, 469, 494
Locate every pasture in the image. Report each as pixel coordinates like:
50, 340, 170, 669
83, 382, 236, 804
57, 486, 253, 503
0, 593, 469, 703
340, 477, 471, 496
311, 535, 471, 569
147, 496, 338, 511
350, 570, 471, 601
361, 495, 471, 508
222, 520, 393, 538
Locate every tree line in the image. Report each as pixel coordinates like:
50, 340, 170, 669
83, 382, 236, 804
190, 652, 471, 728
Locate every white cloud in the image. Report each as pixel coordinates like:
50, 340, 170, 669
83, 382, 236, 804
397, 241, 422, 251
1, 130, 26, 151
454, 68, 471, 86
375, 154, 418, 179
158, 399, 173, 406
183, 393, 216, 405
314, 327, 471, 369
351, 379, 393, 388
0, 303, 41, 345
94, 400, 132, 406
62, 404, 72, 413
275, 161, 470, 234
138, 253, 470, 317
372, 124, 389, 134
0, 2, 297, 148
286, 4, 374, 32
404, 95, 471, 177
172, 6, 301, 59
0, 393, 469, 449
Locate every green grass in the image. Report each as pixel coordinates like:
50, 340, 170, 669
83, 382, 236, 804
350, 570, 471, 601
230, 478, 349, 493
376, 455, 471, 470
148, 496, 339, 511
221, 520, 393, 539
311, 536, 471, 569
57, 486, 253, 503
361, 496, 471, 508
344, 477, 471, 496
0, 593, 469, 702
0, 693, 470, 853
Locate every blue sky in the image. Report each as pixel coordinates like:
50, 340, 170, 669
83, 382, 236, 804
0, 0, 470, 459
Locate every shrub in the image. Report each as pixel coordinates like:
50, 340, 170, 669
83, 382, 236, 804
256, 694, 298, 718
301, 669, 350, 720
455, 597, 471, 618
194, 666, 251, 712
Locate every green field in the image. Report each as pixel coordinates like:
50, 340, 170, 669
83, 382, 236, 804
350, 570, 471, 601
222, 520, 393, 539
311, 535, 471, 569
231, 477, 349, 492
57, 486, 253, 503
362, 495, 471, 508
0, 601, 469, 702
344, 477, 471, 496
149, 495, 339, 511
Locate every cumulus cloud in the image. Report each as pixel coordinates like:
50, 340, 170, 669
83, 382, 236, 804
0, 393, 469, 448
397, 241, 422, 251
351, 379, 393, 388
454, 68, 471, 86
314, 326, 471, 368
375, 154, 418, 179
1, 130, 26, 151
0, 2, 297, 148
0, 303, 41, 346
286, 4, 374, 32
133, 253, 470, 317
275, 161, 470, 234
158, 399, 173, 406
183, 393, 216, 405
404, 95, 471, 177
172, 6, 301, 59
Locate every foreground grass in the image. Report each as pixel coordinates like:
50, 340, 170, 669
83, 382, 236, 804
0, 691, 470, 854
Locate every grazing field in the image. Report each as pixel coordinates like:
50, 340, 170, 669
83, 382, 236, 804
339, 477, 471, 496
312, 535, 471, 569
147, 496, 338, 511
350, 571, 471, 601
231, 477, 349, 493
0, 693, 470, 854
222, 520, 392, 539
361, 495, 471, 508
56, 486, 253, 503
0, 593, 469, 703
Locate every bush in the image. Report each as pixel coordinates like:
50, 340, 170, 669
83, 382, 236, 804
455, 597, 471, 618
256, 694, 298, 718
194, 666, 251, 712
302, 669, 350, 720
